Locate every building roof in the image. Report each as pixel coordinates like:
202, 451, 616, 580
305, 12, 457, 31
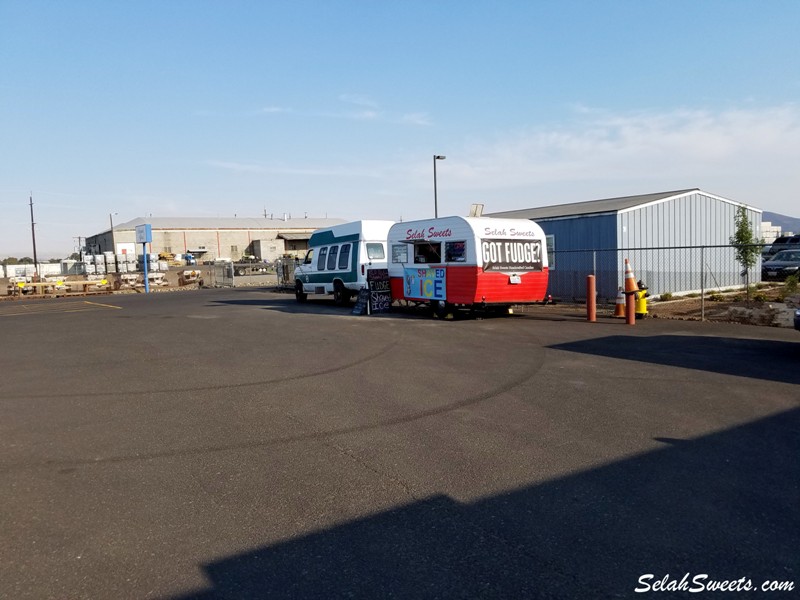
486, 188, 740, 220
111, 216, 347, 233
277, 232, 312, 241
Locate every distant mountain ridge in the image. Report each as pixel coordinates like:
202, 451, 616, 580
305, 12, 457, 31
763, 211, 800, 235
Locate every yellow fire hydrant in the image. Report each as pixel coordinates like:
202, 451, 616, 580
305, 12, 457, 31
635, 280, 649, 319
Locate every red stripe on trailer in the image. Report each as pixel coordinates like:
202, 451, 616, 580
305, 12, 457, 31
390, 266, 549, 305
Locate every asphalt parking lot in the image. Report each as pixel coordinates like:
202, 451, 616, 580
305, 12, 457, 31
1, 288, 798, 599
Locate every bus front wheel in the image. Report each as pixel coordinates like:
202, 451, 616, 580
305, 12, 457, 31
295, 280, 307, 303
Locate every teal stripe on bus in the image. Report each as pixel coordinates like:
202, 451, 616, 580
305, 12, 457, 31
308, 230, 361, 246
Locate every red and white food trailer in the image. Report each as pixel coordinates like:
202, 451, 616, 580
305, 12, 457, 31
387, 216, 549, 316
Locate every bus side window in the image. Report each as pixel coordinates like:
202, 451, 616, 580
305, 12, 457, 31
338, 243, 351, 269
327, 245, 339, 270
316, 247, 328, 270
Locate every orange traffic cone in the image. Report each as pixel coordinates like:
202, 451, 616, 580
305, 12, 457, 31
614, 287, 625, 318
624, 259, 639, 294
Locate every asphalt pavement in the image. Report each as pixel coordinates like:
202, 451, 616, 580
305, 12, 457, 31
1, 288, 798, 599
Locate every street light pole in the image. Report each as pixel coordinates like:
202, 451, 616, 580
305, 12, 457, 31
29, 194, 39, 280
433, 155, 446, 218
109, 212, 118, 254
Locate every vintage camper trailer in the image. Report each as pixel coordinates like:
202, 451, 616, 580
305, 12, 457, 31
293, 220, 395, 305
387, 216, 549, 316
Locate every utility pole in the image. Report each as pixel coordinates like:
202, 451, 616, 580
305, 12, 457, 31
29, 193, 39, 280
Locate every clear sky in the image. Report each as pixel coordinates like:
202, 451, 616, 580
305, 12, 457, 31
2, 0, 799, 258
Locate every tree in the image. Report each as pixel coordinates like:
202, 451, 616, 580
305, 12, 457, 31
729, 205, 760, 300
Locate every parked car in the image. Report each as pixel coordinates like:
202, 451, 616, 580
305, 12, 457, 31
764, 235, 800, 258
761, 250, 800, 281
795, 309, 800, 332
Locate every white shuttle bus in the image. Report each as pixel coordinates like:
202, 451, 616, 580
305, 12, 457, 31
293, 220, 395, 305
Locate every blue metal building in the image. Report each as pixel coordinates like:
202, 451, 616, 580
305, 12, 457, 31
489, 189, 762, 301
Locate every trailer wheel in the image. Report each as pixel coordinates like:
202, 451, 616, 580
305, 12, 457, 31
432, 300, 452, 320
295, 280, 307, 303
333, 280, 349, 306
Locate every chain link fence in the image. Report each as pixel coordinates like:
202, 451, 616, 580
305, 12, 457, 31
549, 244, 768, 303
275, 257, 301, 287
208, 262, 234, 287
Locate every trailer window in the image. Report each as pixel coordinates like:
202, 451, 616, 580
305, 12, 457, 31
391, 244, 408, 263
414, 242, 441, 264
317, 247, 328, 270
366, 243, 385, 260
338, 243, 351, 269
445, 241, 466, 262
327, 245, 339, 270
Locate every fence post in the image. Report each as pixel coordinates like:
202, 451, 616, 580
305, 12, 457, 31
586, 275, 596, 322
700, 246, 705, 322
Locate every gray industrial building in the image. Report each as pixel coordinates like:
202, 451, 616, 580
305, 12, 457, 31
85, 216, 346, 263
489, 189, 762, 301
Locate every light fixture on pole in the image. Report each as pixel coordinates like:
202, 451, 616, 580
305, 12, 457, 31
433, 155, 446, 218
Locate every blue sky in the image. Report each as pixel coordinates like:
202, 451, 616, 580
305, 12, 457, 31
2, 0, 799, 257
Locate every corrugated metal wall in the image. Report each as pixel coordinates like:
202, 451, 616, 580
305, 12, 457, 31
539, 213, 618, 250
617, 192, 761, 247
536, 193, 762, 300
537, 214, 617, 301
617, 193, 761, 298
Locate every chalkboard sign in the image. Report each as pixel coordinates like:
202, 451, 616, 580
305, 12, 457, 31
367, 269, 392, 314
352, 288, 369, 315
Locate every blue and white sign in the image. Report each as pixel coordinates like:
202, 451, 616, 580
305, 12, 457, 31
135, 224, 152, 244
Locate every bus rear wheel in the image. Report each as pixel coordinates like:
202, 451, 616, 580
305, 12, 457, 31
333, 281, 350, 306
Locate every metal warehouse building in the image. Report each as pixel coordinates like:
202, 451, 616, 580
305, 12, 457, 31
85, 216, 346, 263
489, 189, 762, 301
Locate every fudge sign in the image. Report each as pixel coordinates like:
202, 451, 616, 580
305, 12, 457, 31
481, 239, 543, 272
367, 268, 392, 314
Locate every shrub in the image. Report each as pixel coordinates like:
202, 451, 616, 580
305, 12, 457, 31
659, 292, 673, 301
778, 274, 799, 302
709, 292, 725, 302
786, 273, 799, 295
752, 292, 768, 303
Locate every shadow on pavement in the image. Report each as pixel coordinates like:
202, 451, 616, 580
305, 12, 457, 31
171, 408, 799, 599
208, 294, 504, 320
550, 334, 800, 385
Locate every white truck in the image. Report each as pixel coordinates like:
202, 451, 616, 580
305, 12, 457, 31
293, 220, 395, 305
